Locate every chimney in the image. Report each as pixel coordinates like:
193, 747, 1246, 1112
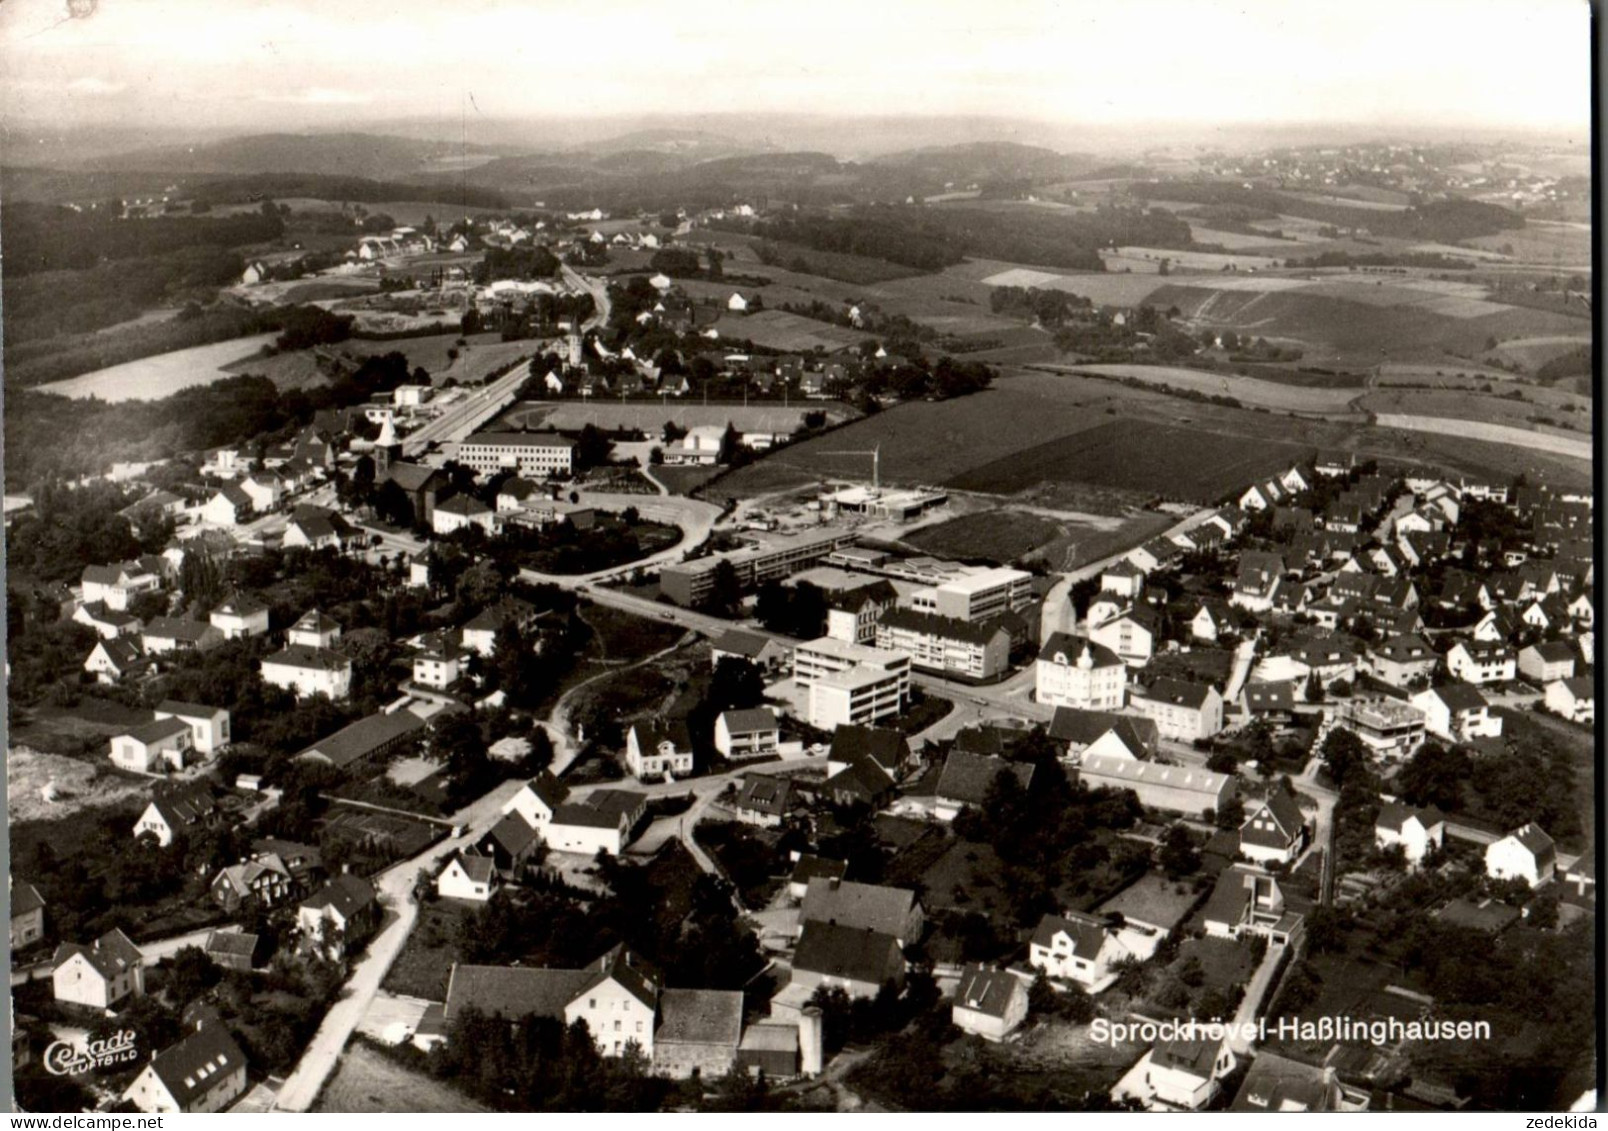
798, 1007, 824, 1078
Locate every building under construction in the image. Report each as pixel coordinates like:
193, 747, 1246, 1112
819, 485, 949, 522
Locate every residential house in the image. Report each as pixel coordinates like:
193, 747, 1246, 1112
84, 638, 146, 684
477, 812, 543, 875
1047, 707, 1158, 762
1228, 1052, 1342, 1113
297, 874, 381, 961
1518, 640, 1577, 684
201, 484, 253, 527
211, 856, 292, 913
153, 701, 231, 756
800, 878, 923, 947
951, 965, 1029, 1042
788, 855, 848, 901
710, 628, 791, 672
461, 598, 543, 658
824, 580, 899, 644
1544, 676, 1594, 724
502, 771, 569, 827
122, 1023, 248, 1114
109, 716, 195, 774
1201, 865, 1304, 946
933, 750, 1034, 823
1131, 679, 1224, 742
1411, 683, 1502, 743
73, 602, 143, 640
261, 645, 352, 700
1238, 791, 1307, 866
1036, 633, 1126, 711
1232, 557, 1284, 614
432, 494, 498, 536
210, 595, 272, 641
543, 789, 647, 856
733, 774, 793, 828
437, 854, 498, 903
203, 930, 265, 973
1485, 824, 1556, 888
1190, 601, 1234, 644
789, 922, 905, 1000
1029, 911, 1133, 991
1127, 538, 1184, 574
133, 786, 217, 847
625, 719, 695, 780
283, 508, 356, 551
1243, 682, 1297, 726
52, 929, 145, 1009
653, 988, 745, 1080
11, 880, 45, 952
714, 708, 780, 761
1130, 1038, 1238, 1111
142, 617, 224, 656
412, 634, 461, 689
1100, 561, 1146, 601
1366, 634, 1438, 689
1088, 607, 1157, 668
1336, 698, 1426, 760
1374, 801, 1445, 868
1445, 640, 1516, 686
287, 609, 342, 649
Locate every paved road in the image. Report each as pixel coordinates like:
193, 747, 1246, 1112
271, 778, 525, 1112
1038, 507, 1216, 644
402, 364, 530, 456
1223, 636, 1259, 704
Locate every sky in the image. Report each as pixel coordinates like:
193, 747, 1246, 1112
0, 0, 1592, 140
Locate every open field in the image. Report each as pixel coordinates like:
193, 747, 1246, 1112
382, 898, 473, 1000
1187, 224, 1302, 251
337, 332, 543, 385
1103, 246, 1283, 272
36, 334, 281, 402
501, 399, 850, 434
950, 417, 1313, 504
7, 746, 150, 824
1375, 414, 1591, 462
222, 347, 333, 391
1359, 388, 1590, 435
901, 510, 1070, 564
9, 697, 154, 758
712, 309, 871, 353
976, 266, 1169, 306
314, 1043, 487, 1113
1485, 334, 1593, 372
1465, 221, 1592, 266
1049, 363, 1363, 414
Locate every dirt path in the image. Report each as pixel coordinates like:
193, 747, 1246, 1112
541, 631, 693, 777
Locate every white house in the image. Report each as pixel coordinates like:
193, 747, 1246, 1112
84, 638, 144, 684
437, 854, 497, 903
1131, 679, 1224, 743
52, 929, 145, 1010
726, 292, 749, 312
502, 771, 569, 828
1544, 676, 1594, 724
1028, 911, 1133, 992
286, 609, 342, 649
109, 717, 195, 774
714, 708, 780, 761
1374, 801, 1445, 868
1125, 1038, 1237, 1111
413, 635, 461, 690
1411, 683, 1501, 743
201, 484, 253, 527
625, 720, 695, 780
1518, 640, 1577, 684
1445, 640, 1517, 686
122, 1024, 248, 1114
433, 494, 497, 536
1237, 792, 1307, 866
1485, 824, 1556, 888
209, 597, 270, 640
153, 701, 231, 756
261, 646, 352, 700
951, 965, 1030, 1042
1088, 609, 1156, 668
1036, 633, 1126, 711
239, 474, 284, 512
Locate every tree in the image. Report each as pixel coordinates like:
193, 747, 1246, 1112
707, 657, 766, 714
702, 559, 742, 618
574, 424, 614, 470
1159, 824, 1201, 878
1396, 740, 1470, 812
1215, 795, 1246, 830
1320, 727, 1368, 790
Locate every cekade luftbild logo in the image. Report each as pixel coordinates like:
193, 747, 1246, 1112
43, 1030, 140, 1075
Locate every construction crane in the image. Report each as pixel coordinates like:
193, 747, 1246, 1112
818, 445, 882, 492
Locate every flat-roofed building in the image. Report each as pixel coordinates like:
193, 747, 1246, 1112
455, 432, 576, 477
1336, 698, 1426, 760
909, 566, 1032, 622
793, 636, 910, 729
659, 529, 857, 607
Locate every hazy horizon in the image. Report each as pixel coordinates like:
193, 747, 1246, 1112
0, 0, 1592, 156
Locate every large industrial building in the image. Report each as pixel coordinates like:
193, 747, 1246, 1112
659, 529, 857, 607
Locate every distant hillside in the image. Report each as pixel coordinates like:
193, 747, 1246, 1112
869, 141, 1100, 184
80, 132, 518, 183
579, 128, 759, 160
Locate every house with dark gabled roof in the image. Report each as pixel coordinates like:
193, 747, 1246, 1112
710, 628, 791, 670
934, 750, 1035, 821
1127, 1037, 1238, 1111
477, 813, 543, 874
800, 877, 923, 946
733, 774, 793, 827
437, 853, 498, 902
1228, 1051, 1342, 1112
85, 637, 147, 684
625, 718, 695, 781
109, 716, 195, 774
1132, 678, 1224, 742
543, 789, 647, 856
826, 724, 910, 779
1518, 640, 1577, 684
789, 853, 848, 900
261, 644, 352, 700
134, 784, 217, 846
1238, 790, 1308, 865
1048, 707, 1158, 762
1037, 632, 1126, 711
143, 617, 224, 656
297, 874, 380, 960
952, 964, 1030, 1042
122, 1021, 248, 1114
1243, 681, 1297, 724
790, 921, 904, 1000
502, 771, 569, 827
1202, 864, 1304, 946
1365, 634, 1438, 689
1544, 675, 1594, 725
11, 879, 45, 952
653, 988, 745, 1079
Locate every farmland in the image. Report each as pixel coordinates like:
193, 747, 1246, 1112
711, 309, 871, 353
36, 333, 281, 402
1046, 362, 1364, 414
901, 510, 1072, 564
1359, 387, 1591, 436
337, 331, 544, 385
949, 417, 1313, 503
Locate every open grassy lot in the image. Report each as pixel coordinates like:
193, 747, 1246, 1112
950, 417, 1313, 504
1050, 363, 1362, 414
1360, 387, 1590, 435
7, 746, 150, 824
9, 697, 153, 758
901, 510, 1068, 563
315, 1042, 488, 1113
712, 309, 871, 353
651, 464, 724, 496
383, 897, 476, 1000
336, 331, 537, 384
